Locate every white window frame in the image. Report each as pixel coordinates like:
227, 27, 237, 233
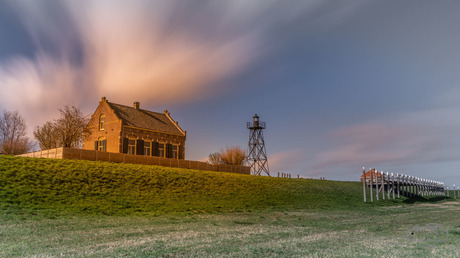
128, 138, 136, 155
159, 143, 165, 158
99, 114, 105, 131
172, 144, 178, 159
144, 141, 151, 156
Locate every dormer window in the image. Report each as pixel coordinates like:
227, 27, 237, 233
99, 114, 105, 131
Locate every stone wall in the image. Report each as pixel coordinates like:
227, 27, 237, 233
18, 148, 250, 175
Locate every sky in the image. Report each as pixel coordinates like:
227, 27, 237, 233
1, 0, 459, 187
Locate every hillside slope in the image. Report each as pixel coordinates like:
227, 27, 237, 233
0, 156, 403, 215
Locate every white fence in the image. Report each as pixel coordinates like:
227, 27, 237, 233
361, 167, 445, 202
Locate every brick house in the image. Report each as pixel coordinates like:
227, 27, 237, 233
83, 97, 186, 159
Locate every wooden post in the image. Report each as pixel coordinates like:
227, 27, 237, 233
381, 171, 385, 200
370, 169, 374, 202
409, 176, 412, 197
427, 180, 430, 196
454, 185, 456, 199
403, 175, 406, 197
376, 171, 379, 201
426, 179, 429, 196
430, 180, 432, 196
420, 179, 424, 197
391, 173, 395, 199
387, 172, 391, 199
362, 167, 367, 202
411, 176, 414, 197
430, 180, 433, 195
397, 173, 400, 198
400, 174, 404, 197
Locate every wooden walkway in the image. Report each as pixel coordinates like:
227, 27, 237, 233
361, 168, 445, 202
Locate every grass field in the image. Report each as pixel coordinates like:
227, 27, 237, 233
1, 156, 459, 256
0, 155, 404, 216
1, 201, 459, 257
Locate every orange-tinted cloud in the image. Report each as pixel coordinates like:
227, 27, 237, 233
0, 1, 257, 136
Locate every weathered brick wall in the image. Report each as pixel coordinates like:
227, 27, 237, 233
83, 98, 186, 158
18, 148, 251, 175
83, 99, 122, 153
122, 126, 186, 159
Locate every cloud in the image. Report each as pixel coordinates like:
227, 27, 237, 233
269, 148, 304, 173
0, 0, 258, 135
0, 0, 370, 139
311, 107, 460, 174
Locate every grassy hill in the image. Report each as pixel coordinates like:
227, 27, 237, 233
0, 155, 415, 216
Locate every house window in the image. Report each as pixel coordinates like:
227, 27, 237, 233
98, 137, 106, 152
128, 139, 136, 155
159, 143, 165, 158
144, 141, 151, 156
99, 114, 105, 131
172, 144, 178, 159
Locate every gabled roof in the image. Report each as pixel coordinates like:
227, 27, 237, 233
105, 100, 185, 136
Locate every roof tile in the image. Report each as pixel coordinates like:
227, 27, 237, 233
107, 102, 184, 135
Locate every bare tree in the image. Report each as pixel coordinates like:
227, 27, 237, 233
208, 146, 246, 165
33, 121, 60, 150
0, 110, 32, 155
208, 152, 222, 165
56, 106, 90, 148
34, 105, 90, 150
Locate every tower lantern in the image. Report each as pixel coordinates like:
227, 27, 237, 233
247, 114, 269, 176
253, 114, 259, 128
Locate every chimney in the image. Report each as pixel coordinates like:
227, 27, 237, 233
133, 101, 140, 109
101, 96, 107, 102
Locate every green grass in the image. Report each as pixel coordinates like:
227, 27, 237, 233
0, 202, 458, 257
0, 155, 426, 216
1, 155, 459, 256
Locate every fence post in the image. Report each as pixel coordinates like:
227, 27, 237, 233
403, 174, 407, 197
387, 172, 390, 199
381, 171, 385, 200
376, 171, 379, 201
412, 176, 415, 197
362, 167, 367, 202
420, 179, 424, 197
391, 173, 395, 199
370, 169, 374, 202
454, 185, 457, 199
409, 176, 412, 197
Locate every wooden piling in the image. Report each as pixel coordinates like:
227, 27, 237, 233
376, 171, 379, 201
391, 173, 395, 199
381, 171, 385, 200
362, 167, 366, 202
387, 172, 390, 199
370, 169, 374, 202
454, 185, 456, 199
